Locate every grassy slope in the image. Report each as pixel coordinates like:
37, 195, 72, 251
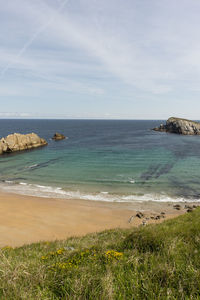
1, 209, 200, 299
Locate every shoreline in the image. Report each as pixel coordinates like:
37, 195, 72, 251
0, 190, 191, 247
1, 181, 198, 203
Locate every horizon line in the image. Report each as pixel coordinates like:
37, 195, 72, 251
0, 117, 168, 121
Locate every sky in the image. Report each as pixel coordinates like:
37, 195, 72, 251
1, 0, 200, 119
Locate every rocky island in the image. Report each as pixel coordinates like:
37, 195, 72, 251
153, 117, 200, 135
0, 133, 47, 154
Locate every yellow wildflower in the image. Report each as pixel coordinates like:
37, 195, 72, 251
41, 255, 48, 260
56, 248, 65, 255
104, 250, 123, 260
1, 246, 13, 251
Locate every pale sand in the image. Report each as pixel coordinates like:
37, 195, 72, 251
0, 191, 187, 247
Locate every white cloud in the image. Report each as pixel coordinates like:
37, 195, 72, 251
0, 112, 31, 118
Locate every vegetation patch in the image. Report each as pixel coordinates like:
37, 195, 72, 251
0, 209, 200, 299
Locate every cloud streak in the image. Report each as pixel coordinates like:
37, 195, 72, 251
1, 0, 200, 118
0, 0, 69, 79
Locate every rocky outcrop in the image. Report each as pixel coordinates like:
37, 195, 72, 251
0, 133, 47, 155
153, 117, 200, 135
52, 132, 66, 140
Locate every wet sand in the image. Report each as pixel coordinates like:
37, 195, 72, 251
0, 191, 188, 247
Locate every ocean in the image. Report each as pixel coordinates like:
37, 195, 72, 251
0, 119, 200, 202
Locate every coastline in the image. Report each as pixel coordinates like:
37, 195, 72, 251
0, 190, 188, 247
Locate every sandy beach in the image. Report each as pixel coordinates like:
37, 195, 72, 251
0, 190, 188, 247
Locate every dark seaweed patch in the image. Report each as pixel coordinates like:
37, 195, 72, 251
140, 162, 174, 181
17, 157, 62, 172
154, 163, 174, 178
29, 158, 61, 170
169, 176, 200, 199
140, 164, 161, 181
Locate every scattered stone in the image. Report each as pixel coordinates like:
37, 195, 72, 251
187, 208, 193, 213
193, 205, 197, 208
173, 204, 181, 210
160, 212, 165, 215
150, 215, 162, 220
142, 220, 147, 226
0, 133, 47, 155
52, 132, 66, 141
128, 216, 134, 223
64, 246, 75, 251
136, 212, 144, 219
184, 205, 192, 209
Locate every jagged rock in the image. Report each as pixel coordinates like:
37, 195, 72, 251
153, 117, 200, 135
150, 214, 162, 220
0, 133, 47, 155
184, 205, 193, 209
136, 212, 144, 219
128, 216, 134, 223
173, 204, 181, 210
52, 132, 66, 140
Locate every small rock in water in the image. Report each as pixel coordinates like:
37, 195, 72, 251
52, 132, 66, 140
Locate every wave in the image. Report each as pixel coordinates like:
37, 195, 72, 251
0, 180, 199, 203
26, 164, 39, 169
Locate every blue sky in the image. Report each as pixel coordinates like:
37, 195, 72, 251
1, 0, 200, 119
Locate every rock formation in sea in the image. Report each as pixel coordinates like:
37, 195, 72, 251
153, 117, 200, 135
0, 133, 47, 155
52, 132, 66, 140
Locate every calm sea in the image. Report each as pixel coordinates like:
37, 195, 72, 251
0, 119, 200, 202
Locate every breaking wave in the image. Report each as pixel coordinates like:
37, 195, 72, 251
0, 180, 199, 203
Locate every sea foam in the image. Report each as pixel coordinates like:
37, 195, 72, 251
0, 180, 199, 203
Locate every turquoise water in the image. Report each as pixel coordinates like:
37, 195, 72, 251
1, 119, 200, 202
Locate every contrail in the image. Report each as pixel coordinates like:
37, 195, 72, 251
0, 0, 69, 79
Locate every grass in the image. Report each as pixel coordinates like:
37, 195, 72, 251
1, 209, 200, 299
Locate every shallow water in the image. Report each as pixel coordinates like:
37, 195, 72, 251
0, 119, 200, 202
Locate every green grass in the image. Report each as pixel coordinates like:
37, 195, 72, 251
1, 209, 200, 299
